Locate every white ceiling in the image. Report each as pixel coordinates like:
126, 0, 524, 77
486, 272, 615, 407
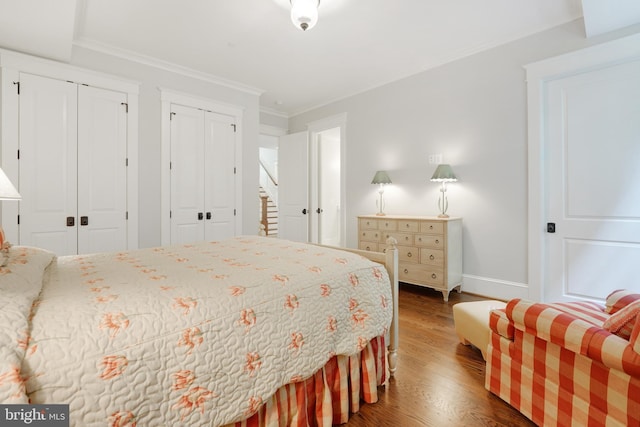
0, 0, 608, 116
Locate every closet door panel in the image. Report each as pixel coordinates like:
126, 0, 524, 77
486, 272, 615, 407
204, 111, 236, 241
77, 85, 128, 254
170, 104, 205, 244
19, 73, 78, 255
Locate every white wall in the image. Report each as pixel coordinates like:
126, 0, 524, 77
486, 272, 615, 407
70, 45, 261, 248
288, 19, 640, 300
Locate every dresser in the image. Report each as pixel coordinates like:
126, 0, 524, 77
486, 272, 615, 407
357, 215, 462, 301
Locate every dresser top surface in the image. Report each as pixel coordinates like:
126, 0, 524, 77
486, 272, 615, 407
358, 214, 461, 221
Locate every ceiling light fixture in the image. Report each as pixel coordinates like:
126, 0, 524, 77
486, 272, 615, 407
290, 0, 320, 31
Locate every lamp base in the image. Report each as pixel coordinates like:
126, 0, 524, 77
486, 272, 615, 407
376, 212, 386, 216
437, 213, 450, 218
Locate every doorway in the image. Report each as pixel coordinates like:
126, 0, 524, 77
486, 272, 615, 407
277, 113, 347, 245
310, 127, 341, 246
526, 35, 640, 302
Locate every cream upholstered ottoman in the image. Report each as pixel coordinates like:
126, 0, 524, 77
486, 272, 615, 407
453, 300, 506, 360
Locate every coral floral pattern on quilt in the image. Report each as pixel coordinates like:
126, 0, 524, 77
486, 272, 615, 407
10, 236, 392, 427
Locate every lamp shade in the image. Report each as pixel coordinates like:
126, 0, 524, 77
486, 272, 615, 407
0, 167, 20, 200
290, 0, 319, 31
371, 171, 392, 185
430, 164, 457, 182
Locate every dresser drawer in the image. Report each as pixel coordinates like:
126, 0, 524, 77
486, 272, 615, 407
397, 220, 420, 233
415, 234, 444, 248
420, 221, 444, 234
359, 241, 379, 252
399, 263, 444, 287
378, 219, 397, 231
382, 231, 413, 245
397, 245, 419, 263
420, 248, 444, 267
359, 218, 379, 230
360, 229, 381, 242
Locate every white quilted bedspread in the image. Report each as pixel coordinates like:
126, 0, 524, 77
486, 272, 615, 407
1, 237, 392, 426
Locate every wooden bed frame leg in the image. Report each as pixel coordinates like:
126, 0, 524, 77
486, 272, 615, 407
385, 238, 399, 377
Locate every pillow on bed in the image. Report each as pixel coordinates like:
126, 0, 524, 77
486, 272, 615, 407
605, 289, 640, 314
0, 245, 56, 403
603, 300, 640, 340
631, 315, 640, 354
0, 226, 7, 266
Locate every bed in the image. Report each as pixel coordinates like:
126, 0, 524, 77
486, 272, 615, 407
0, 235, 398, 426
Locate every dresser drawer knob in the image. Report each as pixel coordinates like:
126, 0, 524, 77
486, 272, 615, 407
366, 246, 371, 251
431, 273, 437, 279
429, 225, 434, 230
435, 239, 440, 244
405, 223, 410, 228
404, 269, 409, 274
429, 254, 435, 260
407, 252, 412, 258
405, 236, 409, 241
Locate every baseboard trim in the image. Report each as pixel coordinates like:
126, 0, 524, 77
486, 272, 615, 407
461, 274, 529, 301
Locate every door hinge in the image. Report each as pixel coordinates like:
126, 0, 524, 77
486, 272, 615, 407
234, 209, 236, 216
126, 211, 129, 220
17, 214, 20, 225
233, 167, 236, 174
169, 161, 172, 170
125, 158, 128, 167
13, 81, 20, 95
121, 102, 128, 113
170, 112, 176, 120
170, 211, 172, 219
17, 149, 20, 160
231, 124, 236, 132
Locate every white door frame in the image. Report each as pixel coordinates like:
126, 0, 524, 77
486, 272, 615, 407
526, 33, 640, 301
160, 88, 243, 245
307, 113, 347, 247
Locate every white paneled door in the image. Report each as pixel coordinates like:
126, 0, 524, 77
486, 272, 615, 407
205, 112, 237, 241
170, 104, 206, 244
169, 104, 236, 244
19, 73, 78, 255
544, 59, 640, 302
19, 73, 129, 256
77, 85, 128, 254
278, 131, 309, 242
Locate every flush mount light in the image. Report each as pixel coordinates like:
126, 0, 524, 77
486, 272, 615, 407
290, 0, 320, 31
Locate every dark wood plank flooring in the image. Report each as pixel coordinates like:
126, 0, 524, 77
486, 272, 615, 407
345, 284, 536, 427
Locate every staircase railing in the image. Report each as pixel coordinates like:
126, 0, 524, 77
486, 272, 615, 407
259, 159, 278, 205
259, 159, 278, 236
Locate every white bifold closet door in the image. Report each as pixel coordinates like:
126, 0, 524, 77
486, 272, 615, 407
18, 73, 128, 255
170, 104, 236, 244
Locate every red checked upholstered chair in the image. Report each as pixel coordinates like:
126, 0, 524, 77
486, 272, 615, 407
485, 290, 640, 427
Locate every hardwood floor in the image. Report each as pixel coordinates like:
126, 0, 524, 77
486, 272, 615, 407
345, 284, 536, 427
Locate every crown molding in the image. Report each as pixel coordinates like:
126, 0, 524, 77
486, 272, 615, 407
73, 37, 264, 97
260, 105, 289, 119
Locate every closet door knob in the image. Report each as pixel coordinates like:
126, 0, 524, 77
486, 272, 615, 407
66, 216, 75, 227
206, 212, 212, 220
198, 212, 204, 220
80, 216, 89, 226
